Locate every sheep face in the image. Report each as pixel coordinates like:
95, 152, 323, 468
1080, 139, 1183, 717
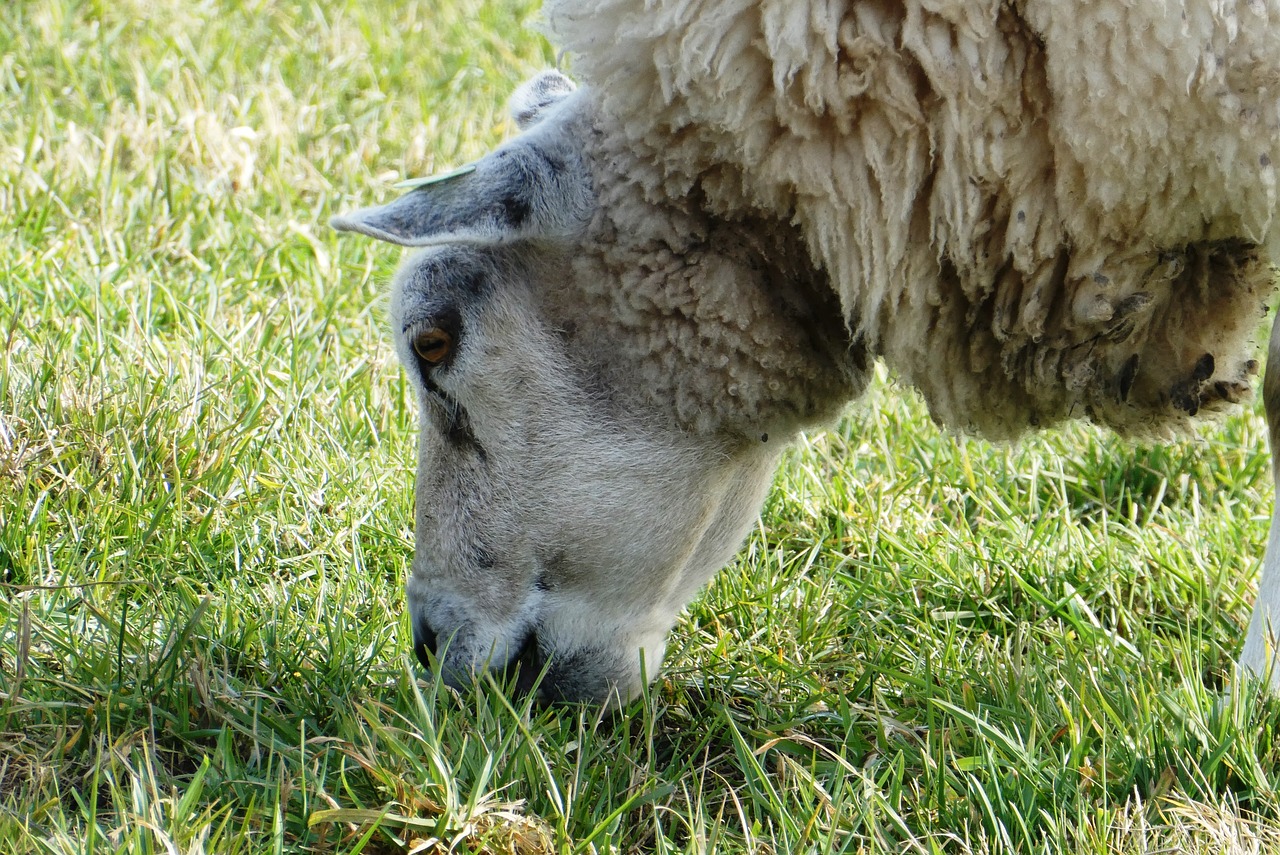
383, 244, 781, 704
332, 74, 862, 703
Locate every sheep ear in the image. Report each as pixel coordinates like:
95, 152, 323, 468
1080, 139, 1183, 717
509, 70, 576, 129
330, 130, 592, 247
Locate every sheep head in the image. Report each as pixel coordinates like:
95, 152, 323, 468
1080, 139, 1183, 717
332, 72, 863, 704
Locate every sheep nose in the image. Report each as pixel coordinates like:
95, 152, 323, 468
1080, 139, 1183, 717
412, 617, 438, 671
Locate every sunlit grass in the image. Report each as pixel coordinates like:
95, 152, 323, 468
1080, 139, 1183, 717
3, 1, 1280, 851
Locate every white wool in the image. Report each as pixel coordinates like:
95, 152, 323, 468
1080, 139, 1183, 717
544, 0, 1280, 438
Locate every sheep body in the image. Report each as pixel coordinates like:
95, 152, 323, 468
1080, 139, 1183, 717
332, 4, 1280, 699
545, 0, 1280, 438
558, 100, 865, 440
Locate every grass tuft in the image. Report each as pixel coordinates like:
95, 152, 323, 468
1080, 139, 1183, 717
2, 1, 1279, 851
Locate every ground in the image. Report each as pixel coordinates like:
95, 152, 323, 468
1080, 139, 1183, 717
2, 0, 1280, 851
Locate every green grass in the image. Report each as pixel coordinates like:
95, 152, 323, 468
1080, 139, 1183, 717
3, 1, 1280, 851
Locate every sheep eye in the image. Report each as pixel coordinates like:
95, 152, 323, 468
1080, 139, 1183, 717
412, 328, 453, 365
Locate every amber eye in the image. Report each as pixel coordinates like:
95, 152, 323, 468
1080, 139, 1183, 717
412, 328, 453, 365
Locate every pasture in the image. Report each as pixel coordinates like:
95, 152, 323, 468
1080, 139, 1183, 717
2, 0, 1280, 851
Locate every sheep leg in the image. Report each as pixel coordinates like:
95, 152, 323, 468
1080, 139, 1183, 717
1239, 313, 1280, 690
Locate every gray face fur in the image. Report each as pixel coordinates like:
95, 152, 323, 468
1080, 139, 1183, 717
332, 73, 864, 703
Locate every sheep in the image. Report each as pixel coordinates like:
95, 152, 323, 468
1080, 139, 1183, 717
332, 0, 1280, 704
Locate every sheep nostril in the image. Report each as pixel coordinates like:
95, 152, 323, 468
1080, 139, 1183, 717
413, 618, 438, 671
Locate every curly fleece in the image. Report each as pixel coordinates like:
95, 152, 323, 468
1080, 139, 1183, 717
544, 0, 1280, 438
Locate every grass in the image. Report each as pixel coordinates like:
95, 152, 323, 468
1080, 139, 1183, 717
2, 0, 1280, 851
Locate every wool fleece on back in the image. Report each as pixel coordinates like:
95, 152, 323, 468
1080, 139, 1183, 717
545, 0, 1280, 438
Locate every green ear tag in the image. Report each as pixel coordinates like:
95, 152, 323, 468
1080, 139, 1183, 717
393, 164, 477, 190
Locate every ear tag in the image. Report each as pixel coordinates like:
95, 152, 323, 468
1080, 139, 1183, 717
393, 164, 477, 190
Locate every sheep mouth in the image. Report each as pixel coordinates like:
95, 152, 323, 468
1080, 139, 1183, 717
504, 629, 546, 697
414, 619, 546, 697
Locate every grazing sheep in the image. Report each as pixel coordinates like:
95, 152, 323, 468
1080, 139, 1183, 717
332, 0, 1280, 704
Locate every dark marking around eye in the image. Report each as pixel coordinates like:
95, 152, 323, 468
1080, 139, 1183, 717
404, 305, 463, 372
422, 374, 487, 460
400, 251, 492, 325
